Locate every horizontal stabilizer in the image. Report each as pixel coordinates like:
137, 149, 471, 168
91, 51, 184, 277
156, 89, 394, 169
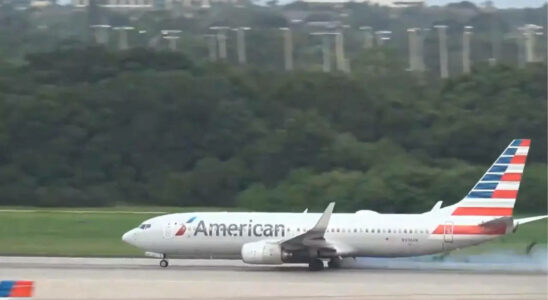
514, 215, 548, 226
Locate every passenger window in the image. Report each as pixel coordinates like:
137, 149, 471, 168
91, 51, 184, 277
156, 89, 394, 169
387, 229, 391, 233
403, 229, 407, 234
354, 229, 357, 233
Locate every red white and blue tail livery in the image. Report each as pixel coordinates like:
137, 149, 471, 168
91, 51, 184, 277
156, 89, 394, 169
431, 139, 535, 241
122, 139, 547, 271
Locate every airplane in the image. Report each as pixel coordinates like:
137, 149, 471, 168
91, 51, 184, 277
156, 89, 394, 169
122, 139, 547, 271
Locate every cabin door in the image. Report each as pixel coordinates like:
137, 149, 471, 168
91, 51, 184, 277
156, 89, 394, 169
443, 221, 454, 243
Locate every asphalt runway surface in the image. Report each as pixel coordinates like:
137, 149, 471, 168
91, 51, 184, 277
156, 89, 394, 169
1, 256, 547, 300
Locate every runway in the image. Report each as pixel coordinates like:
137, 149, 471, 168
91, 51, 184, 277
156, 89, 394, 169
1, 257, 547, 300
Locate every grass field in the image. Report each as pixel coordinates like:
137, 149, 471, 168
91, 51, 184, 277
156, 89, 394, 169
0, 206, 240, 256
0, 207, 546, 257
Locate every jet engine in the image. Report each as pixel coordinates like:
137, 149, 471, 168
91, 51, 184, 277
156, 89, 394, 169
241, 241, 284, 264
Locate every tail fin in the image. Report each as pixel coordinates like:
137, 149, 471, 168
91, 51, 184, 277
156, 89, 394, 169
451, 139, 530, 217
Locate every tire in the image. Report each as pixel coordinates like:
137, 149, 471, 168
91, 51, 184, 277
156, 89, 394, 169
328, 258, 342, 269
308, 259, 324, 271
160, 259, 169, 268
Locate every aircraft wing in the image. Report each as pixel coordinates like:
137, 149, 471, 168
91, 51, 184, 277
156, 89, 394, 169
280, 202, 337, 252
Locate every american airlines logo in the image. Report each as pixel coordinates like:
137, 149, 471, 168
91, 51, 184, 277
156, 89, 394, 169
185, 220, 286, 237
174, 216, 197, 237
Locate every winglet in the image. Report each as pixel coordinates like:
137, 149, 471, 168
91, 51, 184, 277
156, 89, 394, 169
279, 202, 335, 249
311, 202, 335, 235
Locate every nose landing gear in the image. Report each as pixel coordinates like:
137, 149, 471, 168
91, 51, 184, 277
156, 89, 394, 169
160, 259, 169, 268
159, 254, 169, 268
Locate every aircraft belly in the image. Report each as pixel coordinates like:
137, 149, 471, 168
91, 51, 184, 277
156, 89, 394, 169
349, 237, 444, 257
165, 237, 251, 257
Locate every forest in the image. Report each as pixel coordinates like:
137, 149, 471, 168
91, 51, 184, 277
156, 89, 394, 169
0, 46, 545, 213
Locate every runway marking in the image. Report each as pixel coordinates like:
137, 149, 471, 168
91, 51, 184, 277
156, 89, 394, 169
22, 293, 548, 300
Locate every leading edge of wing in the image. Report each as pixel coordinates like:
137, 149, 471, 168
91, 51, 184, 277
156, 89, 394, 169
280, 202, 335, 250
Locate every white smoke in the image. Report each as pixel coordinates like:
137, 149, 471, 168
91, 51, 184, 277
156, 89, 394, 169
341, 246, 548, 272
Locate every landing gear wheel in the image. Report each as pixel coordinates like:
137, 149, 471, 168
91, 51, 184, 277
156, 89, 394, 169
160, 259, 169, 268
328, 258, 342, 269
308, 259, 324, 271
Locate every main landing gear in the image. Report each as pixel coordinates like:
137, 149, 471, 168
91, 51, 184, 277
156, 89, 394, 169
160, 254, 169, 268
308, 258, 342, 271
308, 259, 324, 271
328, 257, 342, 269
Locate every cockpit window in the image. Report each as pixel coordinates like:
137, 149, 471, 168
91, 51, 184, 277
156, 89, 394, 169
139, 224, 151, 230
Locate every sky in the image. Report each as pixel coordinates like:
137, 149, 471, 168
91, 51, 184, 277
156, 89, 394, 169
426, 0, 546, 8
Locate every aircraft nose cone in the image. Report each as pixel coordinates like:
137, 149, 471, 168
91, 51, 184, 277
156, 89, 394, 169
122, 230, 135, 244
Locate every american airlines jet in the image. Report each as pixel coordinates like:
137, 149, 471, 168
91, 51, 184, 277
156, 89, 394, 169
122, 139, 547, 270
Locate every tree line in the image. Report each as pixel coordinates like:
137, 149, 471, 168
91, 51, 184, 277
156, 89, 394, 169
0, 46, 545, 213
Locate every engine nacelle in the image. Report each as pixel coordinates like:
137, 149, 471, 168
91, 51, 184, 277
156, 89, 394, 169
241, 240, 283, 264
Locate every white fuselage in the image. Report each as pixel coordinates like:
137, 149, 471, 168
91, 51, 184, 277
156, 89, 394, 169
122, 208, 505, 259
121, 139, 536, 266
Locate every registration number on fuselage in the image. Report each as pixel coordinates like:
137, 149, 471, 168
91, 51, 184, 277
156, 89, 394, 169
401, 238, 419, 243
